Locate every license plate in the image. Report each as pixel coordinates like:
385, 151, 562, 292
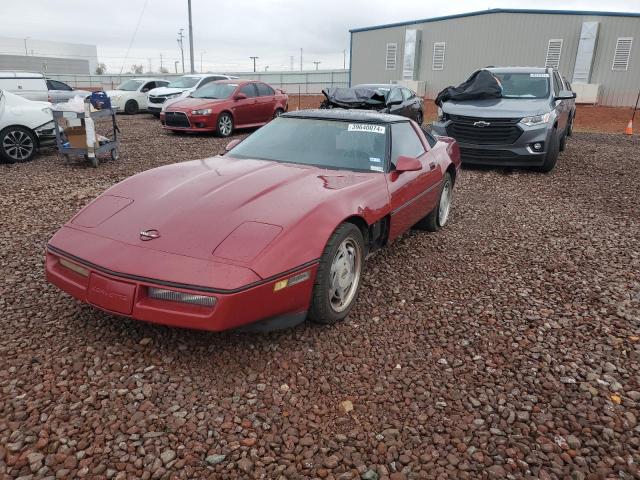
87, 274, 136, 315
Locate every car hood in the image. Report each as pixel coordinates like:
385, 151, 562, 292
67, 156, 379, 265
1, 90, 52, 126
164, 96, 228, 111
148, 86, 189, 96
442, 97, 551, 118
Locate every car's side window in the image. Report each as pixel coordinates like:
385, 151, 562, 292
422, 127, 438, 148
388, 88, 403, 104
52, 80, 72, 91
240, 83, 258, 98
401, 88, 413, 100
552, 72, 561, 96
257, 83, 275, 96
157, 80, 169, 88
200, 76, 223, 86
390, 122, 426, 168
141, 82, 154, 92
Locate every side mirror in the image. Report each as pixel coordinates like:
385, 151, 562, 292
225, 139, 242, 151
395, 156, 422, 172
555, 90, 576, 100
234, 93, 247, 101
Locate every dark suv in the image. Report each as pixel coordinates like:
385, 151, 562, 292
431, 67, 576, 172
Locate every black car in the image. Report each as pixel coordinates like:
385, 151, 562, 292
320, 84, 424, 124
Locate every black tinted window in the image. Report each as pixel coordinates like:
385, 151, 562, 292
257, 83, 275, 96
391, 122, 425, 167
240, 84, 258, 98
553, 72, 562, 95
48, 80, 72, 91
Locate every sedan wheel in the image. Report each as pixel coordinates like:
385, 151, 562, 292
273, 108, 284, 119
1, 127, 36, 163
416, 172, 453, 232
217, 113, 234, 137
309, 223, 365, 324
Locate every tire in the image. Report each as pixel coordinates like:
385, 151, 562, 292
110, 148, 119, 161
0, 126, 37, 163
536, 128, 560, 173
559, 131, 567, 152
273, 108, 285, 119
416, 110, 424, 126
416, 172, 453, 232
566, 114, 574, 137
308, 223, 365, 325
216, 112, 234, 137
124, 100, 139, 115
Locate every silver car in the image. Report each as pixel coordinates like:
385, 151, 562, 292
431, 67, 576, 172
46, 79, 90, 104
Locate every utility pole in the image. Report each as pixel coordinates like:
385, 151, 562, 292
187, 0, 195, 73
200, 51, 205, 72
300, 48, 303, 71
313, 61, 321, 70
250, 56, 259, 73
160, 53, 163, 71
174, 61, 179, 74
177, 28, 185, 73
23, 37, 29, 56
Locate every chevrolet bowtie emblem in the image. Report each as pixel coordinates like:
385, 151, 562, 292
140, 229, 160, 241
473, 121, 491, 127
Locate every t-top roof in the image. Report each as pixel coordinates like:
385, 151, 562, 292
283, 109, 410, 124
350, 8, 640, 33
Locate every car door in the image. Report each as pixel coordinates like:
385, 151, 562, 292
386, 122, 442, 240
137, 81, 156, 109
387, 88, 405, 116
232, 83, 260, 126
552, 71, 569, 133
256, 82, 277, 122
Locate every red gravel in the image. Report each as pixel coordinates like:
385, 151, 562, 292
1, 115, 639, 479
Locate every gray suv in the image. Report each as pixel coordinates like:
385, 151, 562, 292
431, 67, 576, 172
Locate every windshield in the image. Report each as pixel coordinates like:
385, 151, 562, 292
227, 117, 388, 172
167, 76, 200, 88
116, 80, 144, 91
191, 83, 236, 99
493, 72, 550, 99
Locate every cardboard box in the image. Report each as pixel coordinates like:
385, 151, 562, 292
65, 126, 87, 148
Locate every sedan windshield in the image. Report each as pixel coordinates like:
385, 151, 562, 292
191, 83, 237, 99
167, 77, 200, 88
116, 80, 144, 91
493, 72, 550, 99
227, 117, 388, 172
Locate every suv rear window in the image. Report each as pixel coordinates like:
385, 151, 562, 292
492, 72, 550, 99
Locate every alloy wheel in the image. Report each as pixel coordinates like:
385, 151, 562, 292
3, 130, 34, 162
219, 115, 233, 136
328, 237, 362, 313
438, 179, 452, 226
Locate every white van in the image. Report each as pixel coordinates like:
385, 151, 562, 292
0, 72, 49, 101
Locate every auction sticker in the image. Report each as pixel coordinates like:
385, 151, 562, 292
370, 165, 384, 172
348, 124, 386, 134
530, 73, 550, 77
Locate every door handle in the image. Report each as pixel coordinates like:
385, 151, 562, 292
429, 162, 437, 171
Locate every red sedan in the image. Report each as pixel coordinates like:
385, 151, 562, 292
160, 80, 288, 137
46, 110, 461, 332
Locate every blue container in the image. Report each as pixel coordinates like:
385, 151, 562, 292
90, 91, 111, 110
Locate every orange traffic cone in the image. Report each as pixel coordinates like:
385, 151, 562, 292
625, 119, 634, 135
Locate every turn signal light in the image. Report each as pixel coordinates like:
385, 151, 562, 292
273, 271, 311, 292
148, 287, 217, 307
59, 258, 89, 277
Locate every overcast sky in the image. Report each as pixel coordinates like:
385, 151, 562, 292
4, 0, 639, 73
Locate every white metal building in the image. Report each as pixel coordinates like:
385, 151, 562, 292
0, 36, 97, 74
349, 9, 640, 106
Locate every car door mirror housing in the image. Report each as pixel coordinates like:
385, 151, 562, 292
395, 156, 423, 172
555, 90, 576, 100
234, 93, 247, 101
225, 139, 242, 151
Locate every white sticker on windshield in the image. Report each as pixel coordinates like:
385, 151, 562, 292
530, 73, 550, 78
348, 124, 386, 134
369, 157, 382, 163
370, 165, 384, 172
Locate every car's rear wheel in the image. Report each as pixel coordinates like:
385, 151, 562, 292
273, 108, 284, 119
536, 128, 559, 173
217, 113, 234, 137
416, 110, 424, 125
0, 126, 37, 163
416, 172, 453, 232
124, 100, 139, 115
566, 114, 574, 137
309, 223, 365, 325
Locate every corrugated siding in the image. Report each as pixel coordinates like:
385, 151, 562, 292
351, 12, 640, 106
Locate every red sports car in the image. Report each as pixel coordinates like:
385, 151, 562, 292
46, 110, 461, 332
160, 80, 288, 137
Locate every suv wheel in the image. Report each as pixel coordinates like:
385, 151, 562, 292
537, 128, 559, 173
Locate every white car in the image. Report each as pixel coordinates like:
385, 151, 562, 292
0, 89, 55, 163
106, 78, 170, 114
147, 74, 238, 116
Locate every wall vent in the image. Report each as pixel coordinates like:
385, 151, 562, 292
612, 38, 633, 71
385, 43, 397, 70
432, 42, 446, 71
545, 39, 563, 69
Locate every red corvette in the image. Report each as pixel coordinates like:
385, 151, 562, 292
160, 80, 288, 137
46, 110, 461, 331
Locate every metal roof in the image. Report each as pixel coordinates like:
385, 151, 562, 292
350, 8, 640, 33
283, 109, 408, 123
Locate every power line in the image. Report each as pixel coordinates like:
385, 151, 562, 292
119, 0, 150, 74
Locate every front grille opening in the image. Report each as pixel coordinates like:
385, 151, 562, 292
165, 112, 191, 128
447, 115, 522, 145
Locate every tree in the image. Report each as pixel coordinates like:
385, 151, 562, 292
95, 63, 107, 75
131, 64, 144, 74
159, 66, 169, 74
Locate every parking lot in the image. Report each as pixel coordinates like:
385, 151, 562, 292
1, 115, 639, 479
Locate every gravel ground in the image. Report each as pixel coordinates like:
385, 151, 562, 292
1, 115, 639, 480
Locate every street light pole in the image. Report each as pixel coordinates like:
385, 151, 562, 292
314, 61, 321, 70
187, 0, 195, 73
24, 37, 29, 56
174, 61, 179, 74
177, 29, 185, 74
249, 56, 259, 73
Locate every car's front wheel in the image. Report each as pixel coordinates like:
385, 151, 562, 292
217, 112, 234, 137
309, 223, 365, 324
0, 126, 37, 163
536, 128, 560, 173
273, 108, 285, 119
416, 172, 453, 232
124, 100, 139, 115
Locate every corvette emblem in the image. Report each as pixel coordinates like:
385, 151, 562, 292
140, 229, 160, 241
473, 121, 491, 127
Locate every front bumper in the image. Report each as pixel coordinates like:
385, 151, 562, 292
160, 111, 219, 132
431, 121, 551, 167
46, 246, 317, 332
